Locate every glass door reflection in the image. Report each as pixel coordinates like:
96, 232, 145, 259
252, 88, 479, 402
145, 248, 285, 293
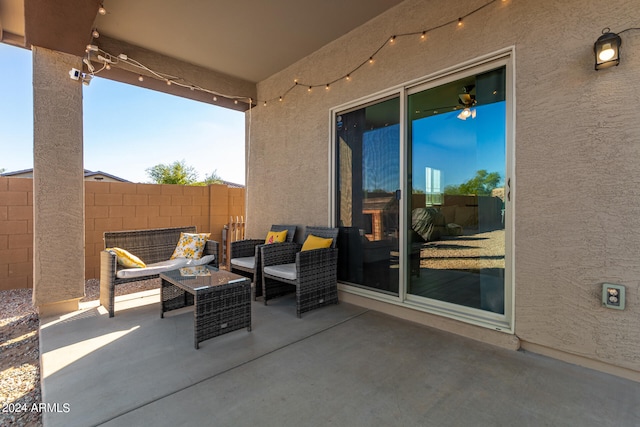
335, 97, 400, 295
408, 67, 506, 314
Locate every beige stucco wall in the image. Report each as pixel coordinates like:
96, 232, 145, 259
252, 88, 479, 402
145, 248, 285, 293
248, 0, 640, 376
32, 47, 85, 311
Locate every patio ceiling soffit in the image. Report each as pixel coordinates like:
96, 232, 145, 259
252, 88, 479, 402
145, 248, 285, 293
0, 0, 25, 46
17, 0, 256, 111
88, 35, 256, 112
23, 0, 98, 57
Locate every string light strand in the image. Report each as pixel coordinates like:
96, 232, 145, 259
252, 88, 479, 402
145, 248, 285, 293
84, 0, 504, 107
83, 45, 254, 105
257, 0, 503, 104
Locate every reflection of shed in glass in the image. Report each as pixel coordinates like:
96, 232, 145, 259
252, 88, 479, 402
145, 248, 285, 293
425, 166, 443, 206
363, 196, 393, 241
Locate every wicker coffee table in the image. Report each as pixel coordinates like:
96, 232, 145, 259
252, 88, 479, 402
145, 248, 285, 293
160, 265, 251, 349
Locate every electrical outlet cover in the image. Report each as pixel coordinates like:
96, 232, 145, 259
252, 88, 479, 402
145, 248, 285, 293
602, 283, 625, 310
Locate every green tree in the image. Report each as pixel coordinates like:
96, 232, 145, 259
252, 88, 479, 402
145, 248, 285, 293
203, 170, 223, 185
146, 160, 199, 184
444, 169, 501, 196
0, 168, 5, 174
191, 170, 224, 186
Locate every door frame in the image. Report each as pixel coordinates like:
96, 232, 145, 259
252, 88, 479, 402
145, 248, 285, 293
329, 47, 515, 333
330, 88, 406, 304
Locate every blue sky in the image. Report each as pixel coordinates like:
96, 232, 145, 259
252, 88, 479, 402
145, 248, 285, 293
360, 102, 505, 193
0, 43, 246, 184
411, 102, 506, 191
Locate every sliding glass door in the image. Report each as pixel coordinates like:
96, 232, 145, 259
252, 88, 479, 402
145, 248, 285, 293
335, 96, 400, 295
407, 67, 507, 314
333, 53, 512, 328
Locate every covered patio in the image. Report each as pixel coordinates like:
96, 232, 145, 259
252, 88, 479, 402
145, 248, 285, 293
1, 0, 639, 424
40, 290, 639, 427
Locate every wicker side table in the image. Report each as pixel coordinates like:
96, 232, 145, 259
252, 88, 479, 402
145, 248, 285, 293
160, 266, 251, 349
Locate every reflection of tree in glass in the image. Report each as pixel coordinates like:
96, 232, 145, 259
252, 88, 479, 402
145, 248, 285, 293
445, 169, 501, 196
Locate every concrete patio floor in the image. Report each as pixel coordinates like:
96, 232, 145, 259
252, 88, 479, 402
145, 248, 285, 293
39, 290, 640, 427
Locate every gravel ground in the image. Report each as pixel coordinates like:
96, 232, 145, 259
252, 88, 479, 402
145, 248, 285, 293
0, 289, 40, 427
0, 279, 160, 427
420, 229, 505, 270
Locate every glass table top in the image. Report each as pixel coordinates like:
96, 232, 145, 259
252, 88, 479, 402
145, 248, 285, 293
161, 265, 248, 291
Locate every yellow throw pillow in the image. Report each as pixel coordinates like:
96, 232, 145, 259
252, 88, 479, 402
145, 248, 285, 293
171, 232, 211, 260
265, 230, 288, 244
106, 247, 146, 268
301, 234, 333, 251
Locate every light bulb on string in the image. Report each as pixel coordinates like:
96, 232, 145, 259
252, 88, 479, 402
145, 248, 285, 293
138, 75, 144, 82
80, 0, 506, 108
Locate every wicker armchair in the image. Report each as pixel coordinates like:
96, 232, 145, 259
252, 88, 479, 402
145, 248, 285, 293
229, 224, 297, 299
260, 226, 339, 317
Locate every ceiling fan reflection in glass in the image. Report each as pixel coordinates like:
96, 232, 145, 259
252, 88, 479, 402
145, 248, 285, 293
457, 107, 476, 120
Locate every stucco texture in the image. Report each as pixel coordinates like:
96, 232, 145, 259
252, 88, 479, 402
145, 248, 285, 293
248, 0, 640, 374
32, 47, 85, 306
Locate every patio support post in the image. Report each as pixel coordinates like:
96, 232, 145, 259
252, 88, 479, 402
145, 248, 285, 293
32, 46, 85, 316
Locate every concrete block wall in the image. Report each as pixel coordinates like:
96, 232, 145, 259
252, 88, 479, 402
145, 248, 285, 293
0, 177, 34, 290
0, 177, 245, 290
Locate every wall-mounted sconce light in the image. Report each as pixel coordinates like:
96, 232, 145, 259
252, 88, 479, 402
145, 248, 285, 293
594, 28, 621, 70
594, 27, 640, 70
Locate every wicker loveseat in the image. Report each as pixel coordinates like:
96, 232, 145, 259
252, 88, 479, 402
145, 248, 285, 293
100, 226, 218, 317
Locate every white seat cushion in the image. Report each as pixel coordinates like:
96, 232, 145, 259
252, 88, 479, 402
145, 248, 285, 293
230, 256, 256, 269
116, 258, 189, 279
116, 255, 216, 279
263, 263, 297, 281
